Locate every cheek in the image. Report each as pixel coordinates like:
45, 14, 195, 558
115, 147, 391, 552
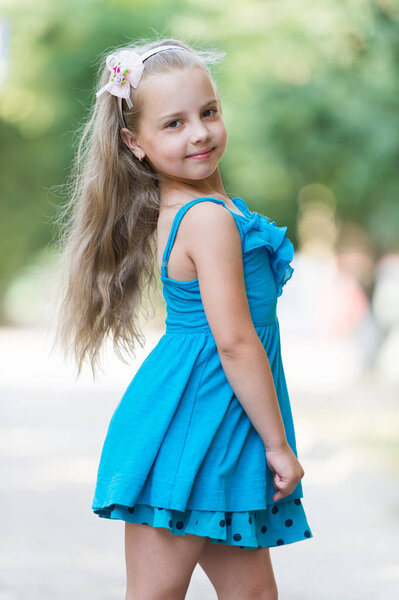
215, 123, 227, 150
160, 136, 183, 155
215, 119, 227, 140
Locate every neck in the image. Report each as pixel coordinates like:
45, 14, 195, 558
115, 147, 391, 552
158, 170, 227, 206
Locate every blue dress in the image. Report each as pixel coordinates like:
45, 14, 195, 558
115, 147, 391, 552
91, 196, 314, 549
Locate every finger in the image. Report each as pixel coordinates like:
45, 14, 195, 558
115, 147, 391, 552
272, 491, 284, 501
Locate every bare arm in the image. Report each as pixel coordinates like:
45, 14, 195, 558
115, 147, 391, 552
183, 202, 287, 451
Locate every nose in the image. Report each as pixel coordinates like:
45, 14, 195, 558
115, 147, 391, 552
190, 119, 210, 144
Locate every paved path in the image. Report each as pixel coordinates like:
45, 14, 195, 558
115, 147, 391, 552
0, 325, 398, 599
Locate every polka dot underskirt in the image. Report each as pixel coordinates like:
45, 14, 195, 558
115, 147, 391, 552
94, 498, 313, 548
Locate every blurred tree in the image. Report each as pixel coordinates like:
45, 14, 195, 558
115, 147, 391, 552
0, 0, 398, 322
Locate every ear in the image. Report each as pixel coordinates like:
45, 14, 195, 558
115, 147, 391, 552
120, 127, 143, 158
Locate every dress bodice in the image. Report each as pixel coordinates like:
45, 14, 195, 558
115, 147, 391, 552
160, 196, 294, 334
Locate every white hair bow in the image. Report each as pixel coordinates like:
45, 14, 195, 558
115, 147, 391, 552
95, 50, 146, 109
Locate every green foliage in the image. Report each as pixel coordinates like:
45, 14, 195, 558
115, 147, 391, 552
0, 0, 398, 313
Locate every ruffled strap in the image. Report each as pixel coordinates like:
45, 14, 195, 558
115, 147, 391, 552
242, 211, 294, 297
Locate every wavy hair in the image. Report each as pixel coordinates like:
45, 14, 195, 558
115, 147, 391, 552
51, 35, 226, 379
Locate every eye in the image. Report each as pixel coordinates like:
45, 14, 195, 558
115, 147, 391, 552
165, 108, 218, 129
166, 119, 182, 129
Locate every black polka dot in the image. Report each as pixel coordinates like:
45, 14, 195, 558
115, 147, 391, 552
304, 530, 311, 538
168, 519, 173, 527
219, 519, 226, 527
157, 507, 163, 510
217, 539, 223, 542
240, 545, 244, 548
233, 533, 242, 541
226, 517, 232, 526
142, 522, 148, 525
261, 525, 267, 533
271, 506, 279, 514
128, 507, 135, 513
295, 499, 301, 505
248, 516, 252, 524
176, 521, 184, 529
276, 539, 285, 545
195, 520, 198, 525
258, 544, 262, 548
285, 519, 293, 527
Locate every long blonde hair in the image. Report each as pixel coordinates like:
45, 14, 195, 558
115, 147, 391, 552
51, 36, 225, 379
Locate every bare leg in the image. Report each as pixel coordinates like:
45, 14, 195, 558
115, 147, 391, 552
198, 538, 278, 600
125, 522, 207, 600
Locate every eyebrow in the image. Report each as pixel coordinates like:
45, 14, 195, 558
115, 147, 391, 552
158, 99, 218, 123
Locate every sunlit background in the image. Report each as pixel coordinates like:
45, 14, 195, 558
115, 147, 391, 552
1, 1, 399, 598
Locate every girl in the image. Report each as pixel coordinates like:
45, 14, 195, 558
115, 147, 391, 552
54, 37, 313, 600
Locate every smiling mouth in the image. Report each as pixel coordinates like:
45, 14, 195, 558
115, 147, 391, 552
187, 147, 215, 157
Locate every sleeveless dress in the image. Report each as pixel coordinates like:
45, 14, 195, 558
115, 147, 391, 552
91, 196, 314, 549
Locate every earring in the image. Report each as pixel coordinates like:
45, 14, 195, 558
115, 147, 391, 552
138, 153, 144, 162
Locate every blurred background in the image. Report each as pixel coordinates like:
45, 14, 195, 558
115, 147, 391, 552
1, 0, 399, 598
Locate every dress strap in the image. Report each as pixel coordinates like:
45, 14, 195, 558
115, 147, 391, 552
161, 197, 228, 278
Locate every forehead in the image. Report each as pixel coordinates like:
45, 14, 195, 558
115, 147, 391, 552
139, 66, 217, 119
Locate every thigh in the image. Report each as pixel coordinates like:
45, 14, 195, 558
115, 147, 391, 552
198, 538, 278, 599
125, 522, 207, 600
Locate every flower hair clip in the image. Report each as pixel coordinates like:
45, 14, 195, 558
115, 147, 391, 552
95, 45, 188, 120
96, 50, 147, 109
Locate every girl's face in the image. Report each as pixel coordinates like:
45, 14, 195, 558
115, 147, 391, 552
126, 66, 227, 184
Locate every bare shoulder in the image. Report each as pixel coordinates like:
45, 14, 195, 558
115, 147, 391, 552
180, 200, 240, 267
181, 199, 237, 236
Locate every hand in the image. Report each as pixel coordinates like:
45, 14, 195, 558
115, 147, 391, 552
265, 442, 305, 502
